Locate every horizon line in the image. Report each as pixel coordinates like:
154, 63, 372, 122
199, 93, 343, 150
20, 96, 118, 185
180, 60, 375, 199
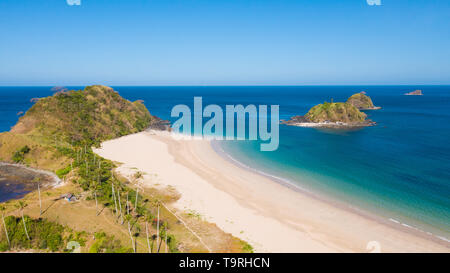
1, 84, 450, 87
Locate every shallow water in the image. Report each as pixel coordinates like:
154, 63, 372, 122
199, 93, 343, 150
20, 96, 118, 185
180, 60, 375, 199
0, 178, 31, 202
1, 85, 449, 240
0, 163, 58, 202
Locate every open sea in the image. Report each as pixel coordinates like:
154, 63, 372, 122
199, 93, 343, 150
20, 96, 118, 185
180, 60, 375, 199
1, 86, 449, 242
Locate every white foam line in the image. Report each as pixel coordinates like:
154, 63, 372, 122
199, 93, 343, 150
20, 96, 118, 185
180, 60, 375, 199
211, 141, 315, 195
210, 144, 450, 245
389, 218, 450, 243
0, 162, 62, 187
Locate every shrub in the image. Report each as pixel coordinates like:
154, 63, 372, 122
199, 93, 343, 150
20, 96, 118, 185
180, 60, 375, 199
0, 216, 81, 252
56, 165, 71, 178
89, 232, 131, 253
12, 145, 31, 163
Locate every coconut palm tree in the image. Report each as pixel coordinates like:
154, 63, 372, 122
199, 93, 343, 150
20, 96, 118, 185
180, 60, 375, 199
125, 215, 136, 253
111, 184, 118, 215
38, 183, 42, 216
90, 180, 99, 216
157, 226, 164, 253
0, 205, 10, 247
134, 171, 143, 181
126, 191, 129, 215
34, 177, 42, 216
134, 172, 143, 210
135, 186, 139, 211
117, 188, 123, 224
165, 225, 168, 253
156, 204, 160, 252
17, 201, 30, 240
145, 215, 152, 253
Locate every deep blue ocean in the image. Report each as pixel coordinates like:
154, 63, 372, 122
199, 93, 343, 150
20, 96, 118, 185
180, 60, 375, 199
1, 86, 449, 241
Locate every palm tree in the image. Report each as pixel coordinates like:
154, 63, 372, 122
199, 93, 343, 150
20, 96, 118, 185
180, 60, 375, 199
111, 184, 118, 215
134, 172, 142, 210
34, 177, 42, 216
157, 226, 164, 253
145, 215, 152, 253
95, 169, 101, 215
134, 171, 143, 181
135, 185, 139, 211
17, 201, 30, 240
125, 215, 136, 253
0, 205, 10, 247
91, 180, 99, 216
151, 234, 157, 253
117, 188, 123, 224
156, 204, 160, 252
126, 191, 129, 215
165, 225, 168, 253
134, 172, 143, 210
38, 183, 42, 216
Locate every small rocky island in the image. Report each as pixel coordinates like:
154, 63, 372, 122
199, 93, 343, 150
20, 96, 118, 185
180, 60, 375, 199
282, 92, 379, 128
346, 92, 381, 110
282, 102, 375, 128
405, 90, 423, 96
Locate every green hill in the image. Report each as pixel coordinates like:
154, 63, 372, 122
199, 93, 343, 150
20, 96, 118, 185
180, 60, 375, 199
0, 85, 157, 171
0, 85, 252, 253
346, 92, 380, 110
305, 102, 367, 123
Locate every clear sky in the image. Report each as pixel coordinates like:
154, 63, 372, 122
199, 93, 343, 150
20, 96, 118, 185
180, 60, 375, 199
0, 0, 449, 86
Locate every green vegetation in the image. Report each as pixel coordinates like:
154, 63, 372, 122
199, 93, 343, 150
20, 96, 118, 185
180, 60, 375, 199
0, 85, 250, 253
55, 165, 71, 178
0, 215, 86, 252
346, 92, 379, 110
14, 85, 154, 147
0, 85, 157, 171
0, 86, 179, 253
0, 86, 166, 232
305, 102, 367, 123
240, 241, 254, 253
12, 145, 30, 163
89, 231, 132, 253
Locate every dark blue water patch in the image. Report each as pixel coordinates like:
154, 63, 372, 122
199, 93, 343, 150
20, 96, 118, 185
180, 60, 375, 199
0, 179, 31, 202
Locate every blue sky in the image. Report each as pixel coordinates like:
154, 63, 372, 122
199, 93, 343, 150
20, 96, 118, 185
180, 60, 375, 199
0, 0, 449, 86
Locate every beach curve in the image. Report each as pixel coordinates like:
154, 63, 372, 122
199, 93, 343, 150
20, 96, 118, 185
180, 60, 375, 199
93, 130, 449, 253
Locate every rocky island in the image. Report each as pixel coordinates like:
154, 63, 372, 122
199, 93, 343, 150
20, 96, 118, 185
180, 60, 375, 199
405, 90, 423, 96
282, 101, 375, 128
346, 92, 381, 110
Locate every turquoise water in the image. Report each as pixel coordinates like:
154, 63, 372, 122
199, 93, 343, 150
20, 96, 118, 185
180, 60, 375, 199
1, 86, 449, 241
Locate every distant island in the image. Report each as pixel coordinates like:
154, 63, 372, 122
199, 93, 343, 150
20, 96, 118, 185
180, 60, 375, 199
405, 90, 423, 96
347, 92, 381, 110
282, 92, 378, 128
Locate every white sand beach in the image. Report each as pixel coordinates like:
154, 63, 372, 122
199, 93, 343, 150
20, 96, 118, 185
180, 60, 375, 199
94, 131, 449, 253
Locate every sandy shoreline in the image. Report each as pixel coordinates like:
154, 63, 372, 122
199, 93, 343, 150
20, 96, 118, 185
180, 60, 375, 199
94, 130, 449, 253
0, 162, 62, 188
